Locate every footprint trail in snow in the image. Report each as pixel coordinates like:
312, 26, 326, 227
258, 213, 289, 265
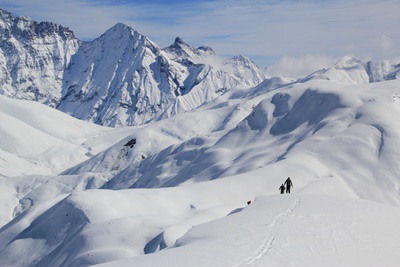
236, 195, 300, 267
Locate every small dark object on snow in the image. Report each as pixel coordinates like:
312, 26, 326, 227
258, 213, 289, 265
66, 213, 68, 217
124, 138, 136, 148
279, 184, 285, 194
141, 155, 146, 159
247, 200, 252, 205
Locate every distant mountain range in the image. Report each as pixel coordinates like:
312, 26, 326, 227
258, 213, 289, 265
0, 9, 266, 126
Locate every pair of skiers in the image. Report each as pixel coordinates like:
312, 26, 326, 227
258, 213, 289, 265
279, 177, 293, 194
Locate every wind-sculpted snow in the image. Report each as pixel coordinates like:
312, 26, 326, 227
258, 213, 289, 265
0, 9, 266, 127
269, 90, 344, 135
89, 79, 400, 209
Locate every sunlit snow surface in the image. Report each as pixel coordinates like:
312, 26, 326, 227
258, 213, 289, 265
1, 56, 400, 266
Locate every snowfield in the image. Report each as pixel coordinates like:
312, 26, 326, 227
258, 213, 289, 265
1, 32, 400, 267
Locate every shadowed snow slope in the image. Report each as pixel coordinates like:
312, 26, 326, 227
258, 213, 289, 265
1, 58, 400, 266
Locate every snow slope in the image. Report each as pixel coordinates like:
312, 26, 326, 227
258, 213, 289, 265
0, 95, 138, 227
98, 194, 400, 267
0, 95, 135, 177
1, 57, 400, 267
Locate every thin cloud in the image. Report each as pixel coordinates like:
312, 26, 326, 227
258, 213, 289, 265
266, 55, 336, 78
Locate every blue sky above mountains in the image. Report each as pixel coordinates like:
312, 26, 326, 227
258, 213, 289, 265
1, 0, 399, 69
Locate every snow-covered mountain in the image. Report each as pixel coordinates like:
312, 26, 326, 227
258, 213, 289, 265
0, 9, 266, 126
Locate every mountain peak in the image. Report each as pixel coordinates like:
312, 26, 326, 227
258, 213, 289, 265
174, 36, 185, 45
99, 22, 140, 43
106, 22, 134, 34
334, 56, 363, 69
164, 37, 217, 59
0, 8, 13, 18
112, 22, 129, 29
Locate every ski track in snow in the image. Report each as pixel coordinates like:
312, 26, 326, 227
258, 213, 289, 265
236, 195, 300, 267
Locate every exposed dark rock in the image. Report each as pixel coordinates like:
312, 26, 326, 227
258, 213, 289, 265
123, 138, 136, 148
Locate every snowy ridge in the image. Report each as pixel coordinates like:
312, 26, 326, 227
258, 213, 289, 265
0, 9, 266, 126
301, 56, 400, 84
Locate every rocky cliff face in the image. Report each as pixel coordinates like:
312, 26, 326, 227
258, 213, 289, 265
0, 9, 79, 107
0, 9, 266, 126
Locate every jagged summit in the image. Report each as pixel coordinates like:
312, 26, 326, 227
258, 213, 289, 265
0, 8, 75, 39
164, 36, 216, 59
174, 36, 185, 44
0, 8, 14, 20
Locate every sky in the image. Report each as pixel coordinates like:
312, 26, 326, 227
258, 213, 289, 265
1, 0, 399, 76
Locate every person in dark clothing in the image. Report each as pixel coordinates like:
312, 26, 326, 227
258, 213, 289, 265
285, 177, 293, 193
279, 184, 285, 194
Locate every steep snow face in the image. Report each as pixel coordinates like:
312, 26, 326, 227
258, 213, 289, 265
57, 23, 174, 126
0, 9, 267, 127
0, 9, 79, 106
301, 56, 400, 84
